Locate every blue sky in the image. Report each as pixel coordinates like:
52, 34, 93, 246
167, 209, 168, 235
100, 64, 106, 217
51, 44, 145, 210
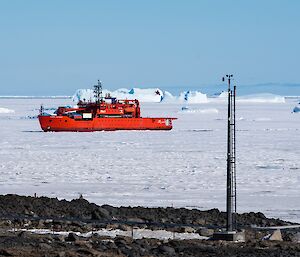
0, 0, 300, 95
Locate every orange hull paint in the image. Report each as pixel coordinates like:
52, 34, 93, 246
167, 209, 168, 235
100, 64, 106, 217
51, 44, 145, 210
38, 115, 175, 131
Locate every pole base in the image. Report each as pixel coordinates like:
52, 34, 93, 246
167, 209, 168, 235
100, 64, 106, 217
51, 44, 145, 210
212, 231, 245, 242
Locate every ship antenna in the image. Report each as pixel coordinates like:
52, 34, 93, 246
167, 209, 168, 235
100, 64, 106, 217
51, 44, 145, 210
94, 80, 103, 104
40, 104, 44, 115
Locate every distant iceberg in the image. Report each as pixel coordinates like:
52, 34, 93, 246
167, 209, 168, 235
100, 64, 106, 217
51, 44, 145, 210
178, 91, 208, 104
236, 93, 285, 103
211, 91, 228, 98
128, 88, 163, 102
160, 91, 177, 103
0, 107, 15, 114
210, 92, 285, 103
217, 91, 228, 98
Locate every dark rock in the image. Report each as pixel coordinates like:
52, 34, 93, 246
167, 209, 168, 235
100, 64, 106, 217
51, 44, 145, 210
65, 232, 79, 242
56, 252, 65, 257
197, 228, 215, 237
39, 243, 52, 250
17, 231, 29, 238
53, 235, 65, 242
159, 245, 176, 255
127, 218, 145, 223
118, 224, 132, 231
180, 226, 195, 233
0, 194, 293, 229
283, 232, 300, 242
77, 248, 99, 256
115, 236, 132, 245
0, 249, 13, 256
91, 207, 111, 220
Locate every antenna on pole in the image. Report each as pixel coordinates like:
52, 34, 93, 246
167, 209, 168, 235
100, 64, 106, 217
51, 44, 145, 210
94, 80, 103, 104
212, 75, 244, 241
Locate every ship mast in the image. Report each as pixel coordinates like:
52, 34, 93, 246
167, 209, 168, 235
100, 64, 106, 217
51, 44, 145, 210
94, 80, 103, 104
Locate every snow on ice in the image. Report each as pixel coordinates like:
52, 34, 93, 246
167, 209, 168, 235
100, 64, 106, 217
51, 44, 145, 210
17, 228, 207, 240
0, 107, 15, 114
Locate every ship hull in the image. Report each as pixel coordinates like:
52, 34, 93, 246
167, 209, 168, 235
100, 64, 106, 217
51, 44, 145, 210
38, 115, 174, 131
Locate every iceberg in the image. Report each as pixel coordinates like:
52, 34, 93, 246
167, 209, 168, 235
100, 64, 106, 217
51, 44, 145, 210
127, 88, 163, 102
160, 91, 178, 103
210, 92, 285, 103
217, 91, 228, 98
178, 91, 208, 104
211, 91, 228, 98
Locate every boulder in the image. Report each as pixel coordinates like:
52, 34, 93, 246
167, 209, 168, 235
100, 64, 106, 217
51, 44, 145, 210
267, 229, 283, 241
197, 228, 215, 237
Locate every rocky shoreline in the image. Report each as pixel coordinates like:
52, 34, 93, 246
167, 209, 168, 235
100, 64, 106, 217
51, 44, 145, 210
0, 194, 299, 257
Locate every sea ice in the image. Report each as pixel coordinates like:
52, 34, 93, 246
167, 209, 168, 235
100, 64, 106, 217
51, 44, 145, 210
0, 97, 299, 223
179, 108, 219, 114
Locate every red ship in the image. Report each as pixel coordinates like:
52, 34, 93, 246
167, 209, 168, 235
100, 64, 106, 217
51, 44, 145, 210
38, 81, 176, 132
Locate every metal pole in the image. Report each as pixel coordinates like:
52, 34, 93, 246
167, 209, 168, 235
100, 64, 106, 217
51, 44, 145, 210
226, 76, 233, 232
233, 85, 237, 230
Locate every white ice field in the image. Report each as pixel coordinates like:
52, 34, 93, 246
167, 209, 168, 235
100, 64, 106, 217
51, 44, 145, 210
0, 97, 299, 223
